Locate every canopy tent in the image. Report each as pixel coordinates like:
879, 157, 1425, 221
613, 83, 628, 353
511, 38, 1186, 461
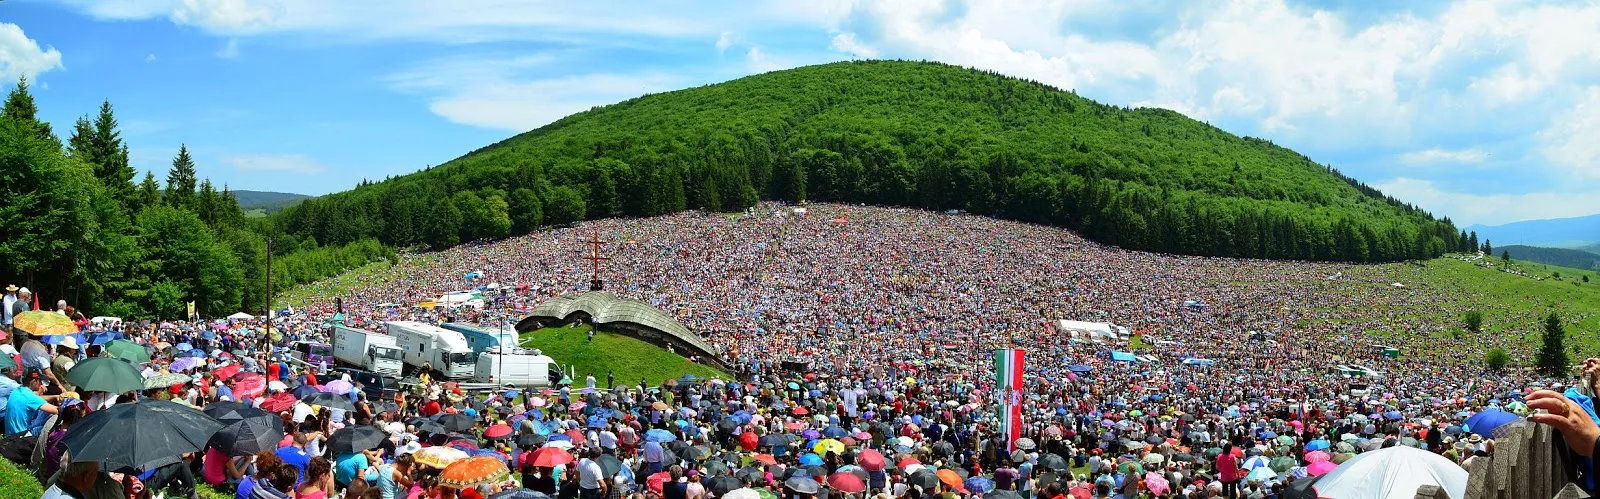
1312, 446, 1466, 499
227, 312, 255, 320
1110, 351, 1137, 363
1182, 300, 1207, 309
1057, 320, 1129, 341
1181, 358, 1215, 367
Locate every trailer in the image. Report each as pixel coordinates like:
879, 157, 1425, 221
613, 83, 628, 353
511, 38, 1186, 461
331, 325, 404, 378
474, 347, 560, 387
384, 320, 477, 379
439, 322, 521, 356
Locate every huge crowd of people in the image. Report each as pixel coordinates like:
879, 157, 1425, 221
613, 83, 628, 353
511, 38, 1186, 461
2, 203, 1595, 499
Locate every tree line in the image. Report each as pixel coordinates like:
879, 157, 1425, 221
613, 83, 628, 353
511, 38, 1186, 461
273, 60, 1466, 261
0, 77, 391, 319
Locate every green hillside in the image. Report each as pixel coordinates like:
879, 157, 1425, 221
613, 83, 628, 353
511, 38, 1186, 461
276, 60, 1462, 261
521, 325, 728, 386
1501, 245, 1600, 271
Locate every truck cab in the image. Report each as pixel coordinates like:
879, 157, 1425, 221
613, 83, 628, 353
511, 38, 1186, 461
290, 341, 333, 372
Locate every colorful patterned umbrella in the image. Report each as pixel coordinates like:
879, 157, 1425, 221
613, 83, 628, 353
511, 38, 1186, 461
143, 372, 191, 390
15, 311, 78, 336
415, 446, 470, 469
439, 456, 510, 489
232, 374, 265, 400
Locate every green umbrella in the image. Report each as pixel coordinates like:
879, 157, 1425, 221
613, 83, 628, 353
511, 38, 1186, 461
0, 353, 16, 371
1268, 456, 1295, 473
1118, 460, 1143, 476
104, 340, 151, 364
66, 357, 145, 394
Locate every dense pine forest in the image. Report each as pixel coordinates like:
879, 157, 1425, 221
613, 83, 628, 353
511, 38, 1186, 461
0, 78, 392, 319
276, 60, 1465, 261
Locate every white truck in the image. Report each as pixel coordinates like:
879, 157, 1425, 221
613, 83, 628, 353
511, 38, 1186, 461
331, 325, 404, 378
384, 320, 477, 379
474, 347, 559, 387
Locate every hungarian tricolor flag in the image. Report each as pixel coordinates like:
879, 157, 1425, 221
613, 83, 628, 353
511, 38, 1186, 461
994, 348, 1025, 453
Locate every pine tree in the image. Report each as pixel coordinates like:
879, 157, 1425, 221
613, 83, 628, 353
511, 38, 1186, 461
1537, 312, 1570, 377
165, 145, 198, 210
2, 75, 58, 144
66, 101, 135, 205
135, 171, 162, 208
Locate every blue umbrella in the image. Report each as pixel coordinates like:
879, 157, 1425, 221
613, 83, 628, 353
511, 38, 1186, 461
732, 411, 753, 424
176, 343, 193, 352
292, 384, 321, 399
646, 429, 677, 443
1304, 439, 1330, 451
587, 416, 607, 428
185, 349, 207, 358
548, 434, 572, 443
964, 477, 994, 495
1383, 411, 1404, 420
1068, 365, 1094, 374
1455, 410, 1472, 418
799, 453, 823, 466
786, 382, 800, 390
1464, 409, 1518, 437
822, 426, 847, 439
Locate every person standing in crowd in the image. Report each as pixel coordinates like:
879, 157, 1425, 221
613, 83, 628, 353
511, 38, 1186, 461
49, 337, 79, 394
2, 285, 16, 340
9, 287, 32, 350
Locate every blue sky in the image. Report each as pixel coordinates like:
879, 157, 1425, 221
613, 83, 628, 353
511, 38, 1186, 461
2, 0, 1598, 226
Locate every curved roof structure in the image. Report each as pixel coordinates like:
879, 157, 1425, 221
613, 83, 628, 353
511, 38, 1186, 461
518, 292, 720, 363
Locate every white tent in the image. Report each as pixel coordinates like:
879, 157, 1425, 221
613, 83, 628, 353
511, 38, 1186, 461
1313, 446, 1466, 499
227, 312, 255, 320
1057, 320, 1128, 340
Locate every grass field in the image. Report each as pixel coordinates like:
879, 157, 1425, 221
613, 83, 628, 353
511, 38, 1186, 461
521, 325, 730, 386
275, 258, 417, 308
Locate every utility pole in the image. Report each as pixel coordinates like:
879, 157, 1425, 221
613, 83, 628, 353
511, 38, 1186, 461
265, 231, 273, 347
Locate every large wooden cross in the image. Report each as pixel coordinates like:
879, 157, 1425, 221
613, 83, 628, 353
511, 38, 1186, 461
582, 231, 610, 290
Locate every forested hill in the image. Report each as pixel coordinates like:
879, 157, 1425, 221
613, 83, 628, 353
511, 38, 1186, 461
277, 60, 1465, 261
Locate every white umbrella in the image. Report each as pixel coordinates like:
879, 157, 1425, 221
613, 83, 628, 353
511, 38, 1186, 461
1313, 446, 1466, 499
227, 312, 255, 320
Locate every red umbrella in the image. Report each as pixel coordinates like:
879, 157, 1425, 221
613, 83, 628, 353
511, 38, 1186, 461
752, 454, 777, 466
527, 447, 575, 468
898, 457, 921, 469
232, 374, 265, 400
857, 449, 886, 472
647, 472, 672, 495
739, 432, 759, 451
214, 363, 241, 380
484, 424, 514, 440
792, 407, 809, 416
565, 429, 586, 446
828, 473, 866, 493
260, 393, 296, 412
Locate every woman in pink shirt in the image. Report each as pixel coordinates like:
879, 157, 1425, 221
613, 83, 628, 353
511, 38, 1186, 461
1215, 443, 1240, 499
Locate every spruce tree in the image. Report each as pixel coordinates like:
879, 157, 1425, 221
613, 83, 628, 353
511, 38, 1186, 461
136, 171, 162, 208
2, 75, 57, 144
165, 145, 198, 210
1537, 312, 1570, 377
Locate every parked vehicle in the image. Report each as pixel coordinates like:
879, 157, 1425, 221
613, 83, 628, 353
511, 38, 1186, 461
289, 340, 333, 372
473, 347, 559, 387
328, 367, 395, 400
384, 320, 476, 379
331, 325, 404, 378
439, 322, 520, 356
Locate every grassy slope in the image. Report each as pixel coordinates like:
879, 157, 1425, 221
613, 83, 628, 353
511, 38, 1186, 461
521, 325, 728, 386
275, 260, 401, 308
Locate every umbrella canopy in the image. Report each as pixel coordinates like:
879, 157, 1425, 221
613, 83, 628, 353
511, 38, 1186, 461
62, 400, 224, 472
1464, 409, 1518, 438
302, 392, 357, 412
291, 384, 322, 399
1038, 454, 1069, 471
143, 372, 191, 390
784, 476, 820, 494
1312, 446, 1466, 498
484, 424, 514, 440
1307, 461, 1338, 477
596, 454, 624, 478
440, 456, 511, 490
908, 469, 939, 489
937, 469, 967, 493
828, 472, 866, 493
15, 310, 78, 336
259, 393, 297, 412
1304, 439, 1331, 451
66, 357, 145, 394
857, 449, 886, 472
232, 374, 265, 400
645, 429, 676, 443
1014, 437, 1037, 450
490, 491, 551, 499
527, 447, 575, 468
104, 339, 151, 363
328, 425, 389, 455
415, 446, 470, 469
213, 416, 285, 456
708, 476, 743, 496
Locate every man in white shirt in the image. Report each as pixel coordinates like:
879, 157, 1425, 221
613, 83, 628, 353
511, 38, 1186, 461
577, 448, 607, 499
597, 427, 619, 453
2, 285, 16, 330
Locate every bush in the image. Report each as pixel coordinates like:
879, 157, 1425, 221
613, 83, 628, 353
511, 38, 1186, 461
0, 457, 44, 497
1486, 348, 1510, 371
1464, 310, 1483, 334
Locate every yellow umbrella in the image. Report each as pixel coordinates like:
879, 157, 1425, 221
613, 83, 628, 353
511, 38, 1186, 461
814, 438, 845, 455
15, 311, 78, 336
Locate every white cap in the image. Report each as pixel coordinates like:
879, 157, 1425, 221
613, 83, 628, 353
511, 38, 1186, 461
57, 336, 80, 350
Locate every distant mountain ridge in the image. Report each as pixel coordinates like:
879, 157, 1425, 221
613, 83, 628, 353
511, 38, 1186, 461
1465, 214, 1600, 248
1500, 245, 1600, 271
229, 190, 311, 212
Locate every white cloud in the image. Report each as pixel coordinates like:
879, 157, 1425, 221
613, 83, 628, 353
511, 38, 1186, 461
386, 56, 682, 132
715, 31, 737, 53
216, 38, 240, 58
172, 0, 285, 32
146, 53, 158, 62
1539, 86, 1600, 179
0, 23, 65, 82
828, 32, 876, 58
1399, 147, 1489, 165
1372, 177, 1600, 226
225, 153, 326, 174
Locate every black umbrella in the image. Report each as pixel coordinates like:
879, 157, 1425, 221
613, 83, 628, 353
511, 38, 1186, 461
1038, 454, 1069, 472
372, 401, 400, 414
302, 392, 356, 411
684, 446, 714, 461
988, 491, 1023, 499
436, 413, 476, 433
517, 433, 547, 448
62, 400, 225, 472
1145, 435, 1164, 445
203, 401, 264, 421
292, 384, 322, 399
1034, 472, 1058, 488
932, 441, 954, 457
708, 475, 742, 496
596, 454, 624, 478
782, 467, 807, 481
736, 466, 765, 484
760, 435, 789, 448
65, 357, 145, 394
415, 421, 448, 436
704, 459, 731, 477
785, 476, 820, 495
908, 470, 939, 489
213, 417, 285, 456
807, 466, 827, 478
328, 425, 388, 455
1172, 453, 1198, 463
667, 440, 691, 453
717, 418, 739, 433
1009, 450, 1027, 463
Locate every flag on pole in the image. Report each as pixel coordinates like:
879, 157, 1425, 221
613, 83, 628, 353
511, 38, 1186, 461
186, 301, 196, 320
994, 348, 1025, 453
